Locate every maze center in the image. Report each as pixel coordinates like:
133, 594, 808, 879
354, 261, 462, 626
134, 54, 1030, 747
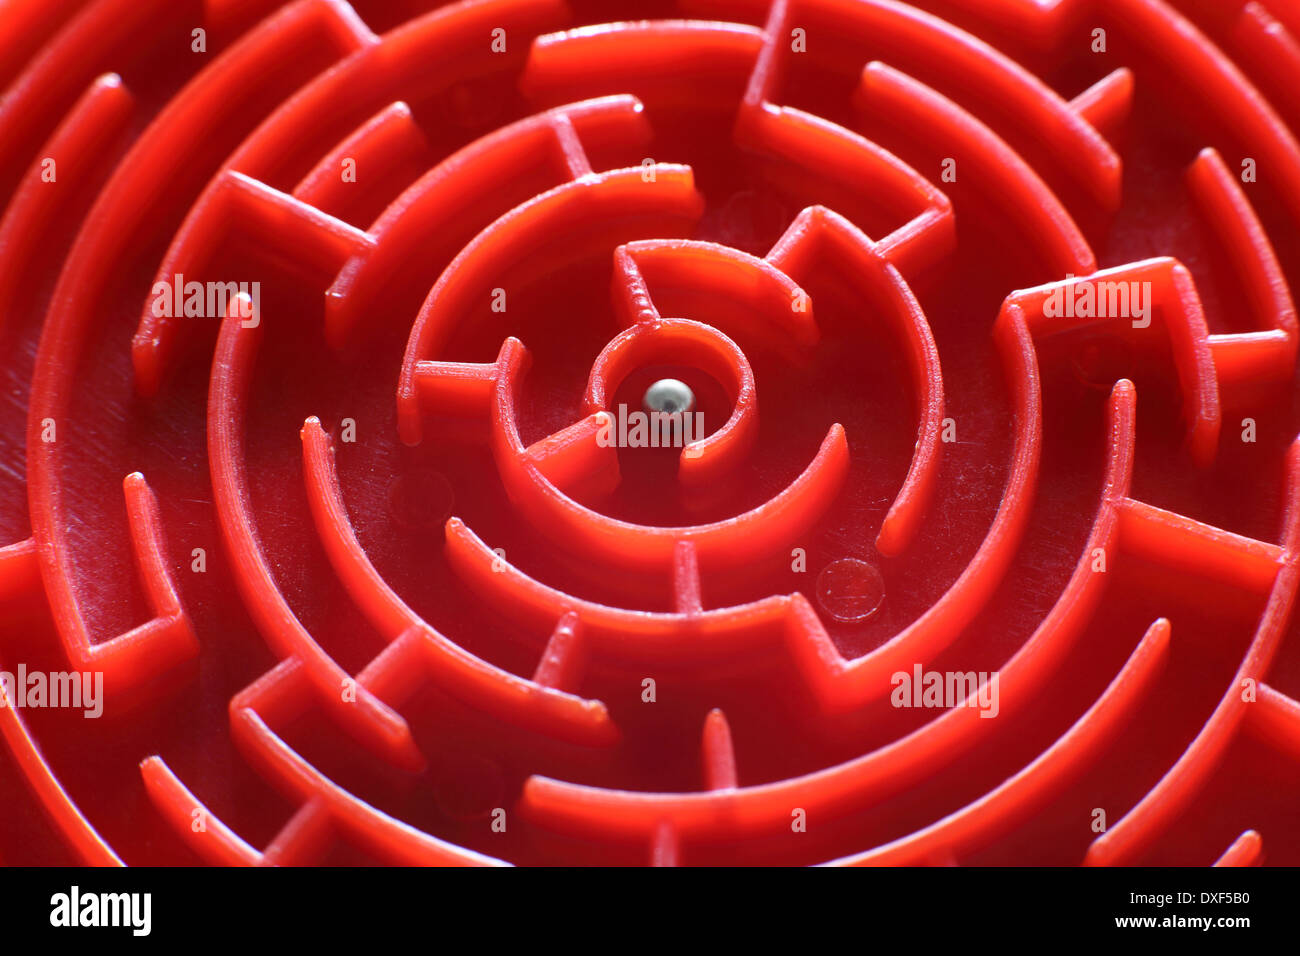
0, 0, 1298, 868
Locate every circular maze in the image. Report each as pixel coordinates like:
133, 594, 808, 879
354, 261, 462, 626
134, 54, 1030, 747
1, 0, 1299, 867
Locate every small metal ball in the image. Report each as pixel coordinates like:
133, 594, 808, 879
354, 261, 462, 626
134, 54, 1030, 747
643, 378, 695, 416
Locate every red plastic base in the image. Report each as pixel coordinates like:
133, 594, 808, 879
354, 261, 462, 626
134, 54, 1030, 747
1, 0, 1299, 866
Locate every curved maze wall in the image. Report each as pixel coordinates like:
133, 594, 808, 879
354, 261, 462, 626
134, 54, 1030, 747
0, 0, 1299, 866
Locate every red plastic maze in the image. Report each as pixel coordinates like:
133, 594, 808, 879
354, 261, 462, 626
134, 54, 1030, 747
0, 0, 1299, 868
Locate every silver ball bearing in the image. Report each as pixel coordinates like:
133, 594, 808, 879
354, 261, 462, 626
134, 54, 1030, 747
643, 378, 696, 416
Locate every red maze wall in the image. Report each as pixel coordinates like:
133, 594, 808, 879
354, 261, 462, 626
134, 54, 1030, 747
0, 0, 1298, 866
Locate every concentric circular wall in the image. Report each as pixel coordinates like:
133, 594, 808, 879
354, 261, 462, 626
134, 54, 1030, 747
0, 0, 1298, 866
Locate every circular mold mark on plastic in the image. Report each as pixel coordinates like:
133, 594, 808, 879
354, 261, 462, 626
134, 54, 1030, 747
388, 468, 454, 530
816, 558, 886, 623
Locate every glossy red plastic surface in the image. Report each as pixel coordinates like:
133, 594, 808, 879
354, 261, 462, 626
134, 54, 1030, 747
1, 0, 1299, 866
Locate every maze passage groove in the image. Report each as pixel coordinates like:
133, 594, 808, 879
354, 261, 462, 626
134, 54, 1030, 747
0, 0, 1298, 866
